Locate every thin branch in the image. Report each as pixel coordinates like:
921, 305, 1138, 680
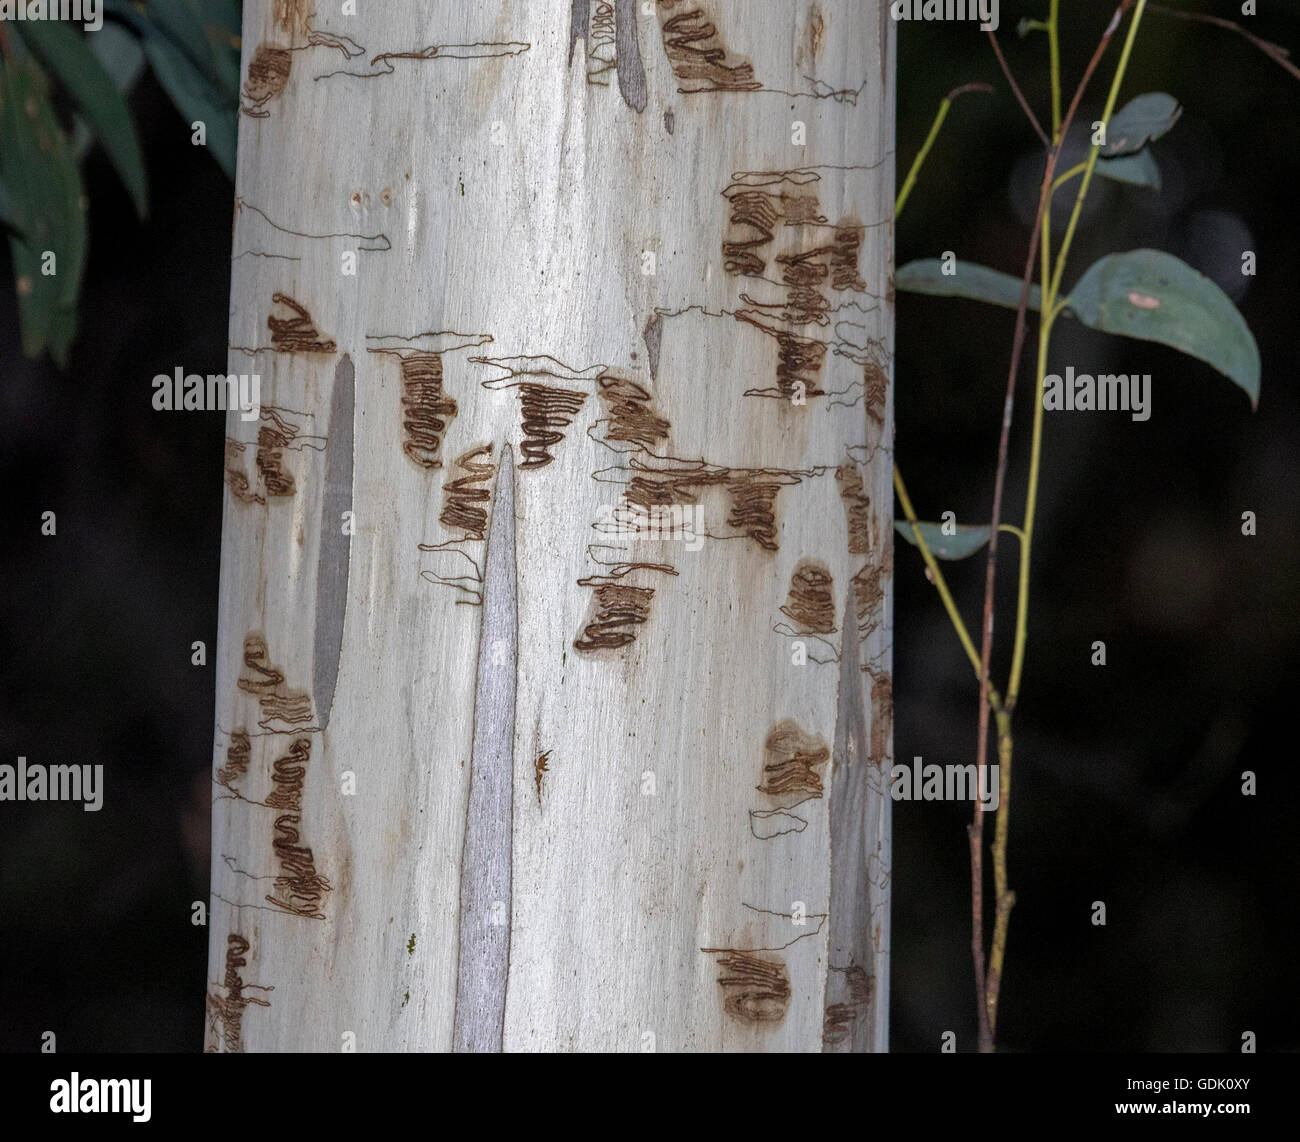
1150, 2, 1300, 84
985, 29, 1051, 148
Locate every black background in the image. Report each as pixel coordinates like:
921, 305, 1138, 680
1, 1, 1296, 1051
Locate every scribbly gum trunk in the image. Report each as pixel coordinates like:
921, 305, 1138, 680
207, 0, 895, 1052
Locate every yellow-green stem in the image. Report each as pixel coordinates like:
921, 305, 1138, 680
1049, 0, 1062, 139
895, 97, 952, 217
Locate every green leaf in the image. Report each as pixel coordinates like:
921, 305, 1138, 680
140, 28, 237, 178
1096, 148, 1161, 190
894, 521, 993, 560
1065, 249, 1260, 408
1102, 92, 1182, 157
0, 58, 87, 364
13, 18, 148, 218
896, 259, 1043, 312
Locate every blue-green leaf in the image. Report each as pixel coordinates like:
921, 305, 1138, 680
140, 29, 237, 178
1102, 92, 1182, 157
1096, 148, 1161, 190
1064, 249, 1260, 408
0, 58, 87, 365
13, 18, 148, 218
896, 259, 1043, 312
894, 521, 993, 560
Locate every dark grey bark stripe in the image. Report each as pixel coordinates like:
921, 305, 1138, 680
314, 352, 354, 732
452, 444, 518, 1052
616, 0, 649, 113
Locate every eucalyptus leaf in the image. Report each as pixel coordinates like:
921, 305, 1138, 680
141, 30, 238, 178
0, 58, 87, 364
1096, 148, 1161, 190
1065, 249, 1260, 407
1102, 92, 1182, 157
13, 17, 148, 218
895, 521, 993, 561
896, 259, 1043, 312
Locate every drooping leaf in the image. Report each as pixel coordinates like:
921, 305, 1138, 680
894, 521, 993, 560
13, 17, 148, 218
0, 58, 87, 365
896, 259, 1043, 312
1064, 249, 1260, 407
88, 19, 147, 92
140, 27, 238, 178
1096, 148, 1161, 190
1102, 92, 1182, 157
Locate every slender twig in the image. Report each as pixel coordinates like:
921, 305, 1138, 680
895, 83, 994, 216
1149, 2, 1300, 83
986, 30, 1051, 147
972, 1, 1137, 1051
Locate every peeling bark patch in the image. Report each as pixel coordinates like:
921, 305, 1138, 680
264, 738, 332, 920
517, 384, 587, 469
267, 292, 336, 354
204, 934, 270, 1053
780, 560, 835, 634
615, 0, 649, 112
710, 951, 790, 1025
663, 108, 675, 134
242, 45, 291, 118
314, 354, 354, 732
823, 964, 873, 1046
399, 353, 458, 470
642, 313, 664, 381
573, 583, 656, 652
654, 0, 761, 93
757, 720, 831, 802
534, 750, 551, 805
592, 374, 670, 453
238, 633, 313, 730
568, 0, 591, 65
440, 445, 495, 541
836, 464, 872, 555
217, 731, 251, 791
453, 446, 517, 1053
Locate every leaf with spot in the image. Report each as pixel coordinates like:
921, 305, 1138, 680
895, 259, 1043, 312
1064, 249, 1260, 407
1102, 92, 1182, 157
894, 521, 992, 560
13, 17, 149, 218
0, 58, 87, 365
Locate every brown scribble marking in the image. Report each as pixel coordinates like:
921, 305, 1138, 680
573, 583, 656, 652
534, 750, 551, 804
710, 951, 790, 1025
758, 719, 831, 801
836, 464, 872, 555
224, 440, 263, 505
823, 965, 873, 1045
722, 189, 778, 277
440, 445, 494, 540
399, 353, 458, 470
233, 197, 391, 258
256, 423, 297, 497
781, 560, 835, 634
864, 360, 888, 429
242, 45, 292, 118
852, 563, 884, 640
340, 42, 530, 78
748, 806, 809, 840
263, 737, 332, 920
733, 313, 827, 402
237, 633, 313, 729
663, 108, 675, 134
267, 292, 336, 354
274, 0, 311, 37
831, 226, 868, 293
205, 933, 271, 1053
725, 476, 782, 551
217, 731, 251, 791
518, 384, 587, 469
593, 374, 670, 453
584, 2, 616, 86
654, 1, 761, 93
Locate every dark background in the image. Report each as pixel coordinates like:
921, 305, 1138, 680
1, 1, 1296, 1051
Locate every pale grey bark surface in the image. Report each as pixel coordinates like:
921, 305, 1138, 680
207, 0, 895, 1053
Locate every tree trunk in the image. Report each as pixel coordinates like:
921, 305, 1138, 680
206, 0, 895, 1053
